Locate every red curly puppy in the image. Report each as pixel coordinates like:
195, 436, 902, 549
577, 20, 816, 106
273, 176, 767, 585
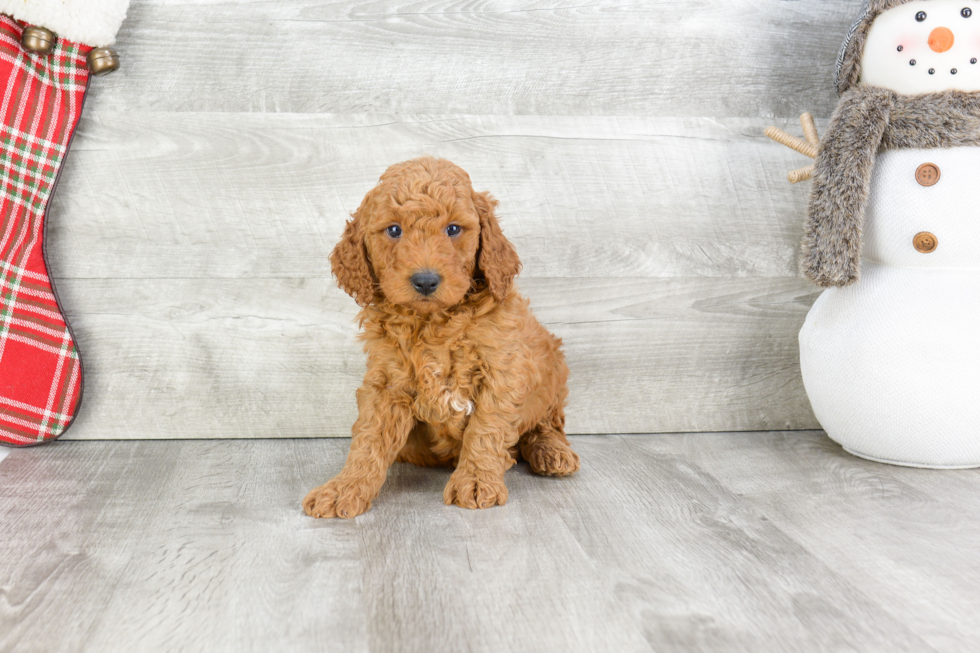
303, 157, 579, 518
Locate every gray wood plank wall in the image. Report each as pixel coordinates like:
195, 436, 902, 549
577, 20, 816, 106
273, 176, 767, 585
47, 0, 861, 439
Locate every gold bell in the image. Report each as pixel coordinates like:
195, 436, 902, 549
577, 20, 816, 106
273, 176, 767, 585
86, 47, 120, 76
21, 26, 57, 55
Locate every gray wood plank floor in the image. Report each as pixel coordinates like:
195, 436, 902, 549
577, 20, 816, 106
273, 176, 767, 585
2, 434, 977, 652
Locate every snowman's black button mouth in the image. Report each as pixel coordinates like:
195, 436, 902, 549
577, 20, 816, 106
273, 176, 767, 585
911, 59, 917, 66
929, 68, 936, 74
952, 68, 959, 74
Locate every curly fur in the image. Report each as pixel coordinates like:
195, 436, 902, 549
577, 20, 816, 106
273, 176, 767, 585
0, 0, 130, 47
304, 157, 578, 518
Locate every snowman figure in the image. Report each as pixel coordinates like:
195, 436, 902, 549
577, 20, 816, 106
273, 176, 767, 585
790, 0, 980, 468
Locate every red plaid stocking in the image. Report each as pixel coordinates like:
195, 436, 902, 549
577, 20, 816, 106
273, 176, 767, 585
0, 16, 89, 446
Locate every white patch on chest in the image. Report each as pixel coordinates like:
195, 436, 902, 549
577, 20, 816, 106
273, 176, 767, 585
413, 359, 475, 419
443, 391, 475, 415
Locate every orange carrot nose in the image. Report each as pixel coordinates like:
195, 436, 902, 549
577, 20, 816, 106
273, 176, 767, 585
929, 27, 955, 53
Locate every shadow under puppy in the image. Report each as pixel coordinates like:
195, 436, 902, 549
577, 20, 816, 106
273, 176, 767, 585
304, 157, 579, 518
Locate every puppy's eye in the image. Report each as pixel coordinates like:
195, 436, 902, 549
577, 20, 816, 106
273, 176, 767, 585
916, 11, 927, 21
446, 224, 462, 237
963, 7, 973, 17
385, 225, 402, 238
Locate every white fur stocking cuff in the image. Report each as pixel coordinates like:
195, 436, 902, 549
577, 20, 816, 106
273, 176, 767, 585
0, 0, 130, 47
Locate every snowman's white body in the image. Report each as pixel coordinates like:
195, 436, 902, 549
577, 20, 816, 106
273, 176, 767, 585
799, 0, 980, 468
800, 147, 980, 467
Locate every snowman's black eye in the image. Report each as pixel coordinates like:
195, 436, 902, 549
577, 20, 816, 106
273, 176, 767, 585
963, 7, 972, 17
973, 57, 978, 63
929, 68, 936, 74
952, 68, 959, 74
916, 11, 927, 21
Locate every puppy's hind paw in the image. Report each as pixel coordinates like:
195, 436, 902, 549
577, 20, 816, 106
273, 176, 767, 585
526, 443, 580, 477
443, 467, 508, 510
303, 478, 373, 519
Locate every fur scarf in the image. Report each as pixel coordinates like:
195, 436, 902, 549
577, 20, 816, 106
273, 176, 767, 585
803, 87, 980, 286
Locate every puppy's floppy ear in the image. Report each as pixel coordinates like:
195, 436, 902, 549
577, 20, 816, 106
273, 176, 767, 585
330, 210, 376, 307
473, 190, 521, 302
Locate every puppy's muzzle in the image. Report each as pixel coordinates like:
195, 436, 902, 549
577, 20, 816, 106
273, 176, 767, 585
410, 270, 441, 296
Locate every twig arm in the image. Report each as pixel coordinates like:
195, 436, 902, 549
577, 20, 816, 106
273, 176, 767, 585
765, 112, 820, 184
800, 113, 819, 147
788, 164, 815, 184
765, 126, 818, 159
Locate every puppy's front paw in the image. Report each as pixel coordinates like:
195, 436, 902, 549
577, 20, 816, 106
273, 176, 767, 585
443, 467, 508, 509
526, 443, 580, 477
303, 478, 373, 519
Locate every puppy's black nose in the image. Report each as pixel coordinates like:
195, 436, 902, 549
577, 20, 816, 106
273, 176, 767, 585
411, 270, 441, 296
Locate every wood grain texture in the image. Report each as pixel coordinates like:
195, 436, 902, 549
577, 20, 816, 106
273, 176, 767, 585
41, 0, 853, 437
55, 276, 818, 440
86, 0, 854, 117
640, 432, 980, 650
50, 114, 816, 280
2, 435, 978, 652
47, 113, 824, 437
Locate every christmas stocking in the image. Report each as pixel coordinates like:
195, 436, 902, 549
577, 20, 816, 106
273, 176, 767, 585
0, 1, 128, 446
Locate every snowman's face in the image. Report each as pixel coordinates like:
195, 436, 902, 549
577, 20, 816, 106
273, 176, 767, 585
861, 0, 980, 94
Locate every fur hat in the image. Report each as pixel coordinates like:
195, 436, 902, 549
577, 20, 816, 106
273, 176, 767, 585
836, 0, 922, 94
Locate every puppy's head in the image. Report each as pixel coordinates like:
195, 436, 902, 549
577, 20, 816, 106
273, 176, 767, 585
331, 157, 521, 312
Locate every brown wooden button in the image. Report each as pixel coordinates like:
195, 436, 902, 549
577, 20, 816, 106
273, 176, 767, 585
913, 231, 938, 253
915, 163, 941, 186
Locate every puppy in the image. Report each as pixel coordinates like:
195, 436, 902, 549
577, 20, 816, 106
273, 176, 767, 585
304, 157, 579, 518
